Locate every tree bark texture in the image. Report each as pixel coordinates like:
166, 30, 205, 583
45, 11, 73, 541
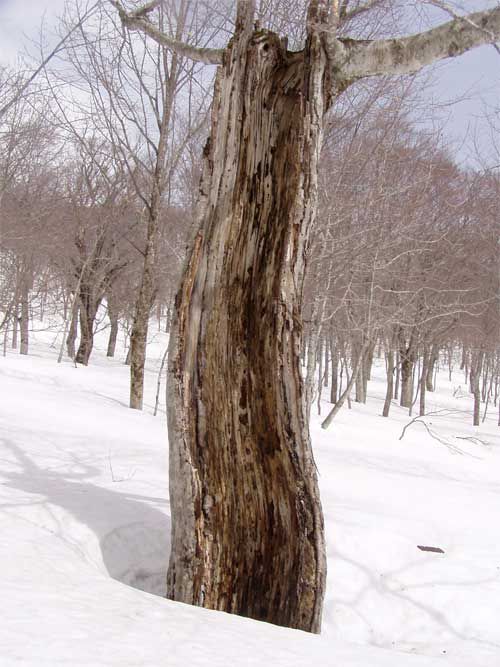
166, 25, 327, 633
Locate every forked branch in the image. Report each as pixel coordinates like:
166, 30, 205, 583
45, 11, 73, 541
109, 0, 224, 64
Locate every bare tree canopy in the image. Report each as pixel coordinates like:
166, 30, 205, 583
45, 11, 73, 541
112, 0, 500, 84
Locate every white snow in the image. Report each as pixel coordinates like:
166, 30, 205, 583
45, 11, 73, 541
1, 328, 499, 666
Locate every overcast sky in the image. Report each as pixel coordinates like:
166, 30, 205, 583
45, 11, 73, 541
0, 0, 498, 166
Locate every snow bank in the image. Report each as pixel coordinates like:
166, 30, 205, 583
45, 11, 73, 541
1, 331, 499, 665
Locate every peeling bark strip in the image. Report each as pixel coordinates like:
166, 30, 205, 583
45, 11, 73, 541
166, 25, 327, 633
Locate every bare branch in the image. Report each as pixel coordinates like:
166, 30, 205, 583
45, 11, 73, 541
109, 1, 224, 65
340, 6, 500, 81
0, 1, 101, 120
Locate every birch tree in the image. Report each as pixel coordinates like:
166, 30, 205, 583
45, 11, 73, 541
114, 0, 500, 634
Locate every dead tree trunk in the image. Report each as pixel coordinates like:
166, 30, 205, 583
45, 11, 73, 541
166, 20, 327, 633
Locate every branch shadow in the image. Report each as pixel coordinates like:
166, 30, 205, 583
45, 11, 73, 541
0, 437, 171, 598
327, 546, 500, 655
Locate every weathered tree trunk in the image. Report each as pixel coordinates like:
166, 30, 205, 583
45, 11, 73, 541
166, 19, 327, 633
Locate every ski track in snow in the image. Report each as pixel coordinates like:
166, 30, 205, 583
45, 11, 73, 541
1, 327, 499, 666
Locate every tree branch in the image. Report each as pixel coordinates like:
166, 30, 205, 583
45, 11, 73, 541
109, 1, 224, 65
340, 6, 500, 80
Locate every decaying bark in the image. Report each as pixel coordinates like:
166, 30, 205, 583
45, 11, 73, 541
166, 13, 328, 633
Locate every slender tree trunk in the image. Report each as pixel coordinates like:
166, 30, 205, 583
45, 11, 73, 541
460, 344, 466, 370
419, 346, 430, 417
426, 344, 438, 392
19, 279, 30, 356
66, 299, 78, 360
354, 341, 366, 404
129, 26, 180, 410
382, 349, 394, 418
394, 351, 400, 400
129, 244, 155, 409
321, 348, 366, 429
330, 337, 338, 404
470, 351, 484, 427
166, 20, 327, 633
323, 338, 329, 387
304, 306, 320, 415
107, 301, 119, 358
11, 303, 18, 349
317, 337, 323, 415
399, 336, 416, 409
365, 341, 375, 381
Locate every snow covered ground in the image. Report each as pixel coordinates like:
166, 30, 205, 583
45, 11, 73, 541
1, 326, 499, 666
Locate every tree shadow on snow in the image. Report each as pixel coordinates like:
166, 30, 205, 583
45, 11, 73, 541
0, 437, 171, 598
326, 546, 500, 655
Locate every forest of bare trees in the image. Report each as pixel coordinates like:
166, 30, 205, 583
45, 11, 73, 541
1, 0, 500, 635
